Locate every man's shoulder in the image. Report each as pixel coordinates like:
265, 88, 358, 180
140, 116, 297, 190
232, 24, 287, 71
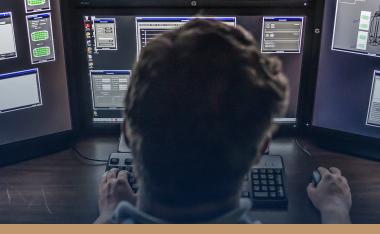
110, 199, 260, 224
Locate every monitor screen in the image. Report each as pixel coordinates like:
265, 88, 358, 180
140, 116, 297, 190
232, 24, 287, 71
82, 15, 306, 124
312, 0, 380, 139
0, 0, 72, 146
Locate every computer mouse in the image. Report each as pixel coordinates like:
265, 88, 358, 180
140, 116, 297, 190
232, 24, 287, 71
312, 170, 322, 187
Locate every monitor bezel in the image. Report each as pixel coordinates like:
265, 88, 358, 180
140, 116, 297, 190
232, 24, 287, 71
0, 0, 74, 165
300, 0, 380, 160
63, 1, 316, 136
0, 131, 72, 166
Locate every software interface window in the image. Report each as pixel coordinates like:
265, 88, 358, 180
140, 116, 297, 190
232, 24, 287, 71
0, 69, 42, 114
24, 0, 51, 13
136, 17, 236, 54
0, 12, 17, 61
90, 70, 131, 123
94, 18, 118, 51
26, 13, 56, 64
332, 0, 380, 57
261, 17, 304, 53
367, 71, 380, 127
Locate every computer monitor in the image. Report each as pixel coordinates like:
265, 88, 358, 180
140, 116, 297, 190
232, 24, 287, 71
0, 0, 72, 164
79, 13, 307, 126
311, 0, 380, 157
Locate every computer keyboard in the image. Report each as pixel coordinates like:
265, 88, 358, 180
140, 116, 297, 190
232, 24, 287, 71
106, 153, 287, 209
242, 156, 288, 209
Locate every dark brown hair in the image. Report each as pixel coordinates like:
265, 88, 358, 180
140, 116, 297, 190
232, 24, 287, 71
125, 19, 289, 207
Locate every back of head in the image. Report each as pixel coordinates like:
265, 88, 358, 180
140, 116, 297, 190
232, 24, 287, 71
125, 19, 289, 208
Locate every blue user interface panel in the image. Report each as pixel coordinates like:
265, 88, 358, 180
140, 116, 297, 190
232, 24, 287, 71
261, 17, 304, 53
26, 13, 56, 64
90, 70, 131, 123
135, 17, 236, 54
93, 18, 118, 51
0, 12, 17, 61
0, 69, 42, 114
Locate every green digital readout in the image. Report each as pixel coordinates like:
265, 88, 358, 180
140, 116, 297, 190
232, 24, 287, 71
27, 0, 46, 6
31, 30, 49, 41
33, 47, 51, 57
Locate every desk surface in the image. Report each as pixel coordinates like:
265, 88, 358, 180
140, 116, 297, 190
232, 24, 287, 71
0, 136, 380, 224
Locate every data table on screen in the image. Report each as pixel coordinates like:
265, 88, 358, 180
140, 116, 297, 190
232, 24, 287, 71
135, 17, 236, 54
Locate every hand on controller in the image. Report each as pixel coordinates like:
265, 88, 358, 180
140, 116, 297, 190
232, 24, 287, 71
95, 168, 137, 223
307, 167, 352, 224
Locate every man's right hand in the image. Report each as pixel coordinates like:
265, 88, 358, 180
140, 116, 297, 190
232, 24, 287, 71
95, 168, 137, 224
307, 167, 352, 224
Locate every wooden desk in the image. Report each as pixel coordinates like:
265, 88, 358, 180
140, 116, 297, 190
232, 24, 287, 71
0, 136, 379, 224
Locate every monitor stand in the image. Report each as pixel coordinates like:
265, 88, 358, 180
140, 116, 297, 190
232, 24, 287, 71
118, 132, 131, 153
